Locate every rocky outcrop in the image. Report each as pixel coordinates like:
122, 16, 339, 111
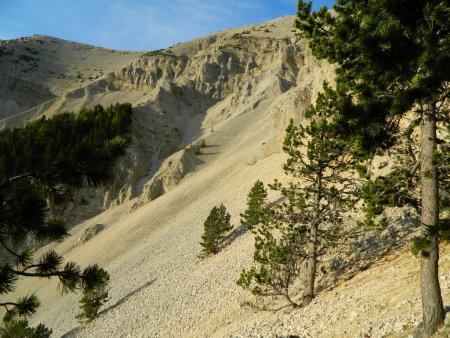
0, 35, 141, 125
1, 16, 334, 221
133, 146, 200, 208
65, 17, 334, 215
74, 224, 105, 247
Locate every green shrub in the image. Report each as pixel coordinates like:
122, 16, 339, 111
240, 180, 269, 230
194, 140, 206, 155
76, 267, 110, 322
200, 204, 233, 256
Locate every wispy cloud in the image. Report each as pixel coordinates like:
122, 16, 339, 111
0, 0, 334, 50
96, 0, 296, 50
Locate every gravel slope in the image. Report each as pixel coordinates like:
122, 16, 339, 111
4, 16, 449, 338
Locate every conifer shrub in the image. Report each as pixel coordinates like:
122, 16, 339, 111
237, 221, 307, 308
194, 139, 206, 155
200, 204, 233, 256
240, 180, 269, 230
296, 1, 449, 334
76, 266, 110, 322
194, 143, 202, 155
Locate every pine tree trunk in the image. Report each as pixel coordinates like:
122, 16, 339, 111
415, 104, 445, 337
302, 173, 321, 306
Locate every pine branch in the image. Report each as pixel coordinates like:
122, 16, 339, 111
11, 268, 74, 279
0, 238, 20, 259
0, 302, 18, 309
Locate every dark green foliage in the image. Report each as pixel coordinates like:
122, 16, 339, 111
361, 169, 419, 223
0, 103, 132, 187
411, 236, 432, 257
296, 0, 449, 240
0, 104, 131, 327
296, 0, 449, 154
200, 204, 233, 255
194, 144, 202, 155
439, 125, 450, 212
240, 180, 269, 230
76, 267, 109, 322
18, 54, 37, 63
0, 255, 109, 323
440, 219, 450, 242
238, 92, 358, 307
296, 1, 449, 334
237, 218, 307, 307
2, 295, 40, 323
194, 139, 206, 155
0, 319, 52, 338
0, 266, 18, 294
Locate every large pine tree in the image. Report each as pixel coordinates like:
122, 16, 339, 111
296, 1, 449, 335
238, 87, 358, 307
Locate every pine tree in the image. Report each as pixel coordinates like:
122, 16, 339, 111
200, 204, 233, 255
238, 88, 358, 307
76, 267, 110, 322
0, 104, 130, 327
296, 1, 449, 335
240, 180, 269, 230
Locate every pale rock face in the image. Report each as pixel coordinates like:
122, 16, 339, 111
134, 146, 200, 207
1, 16, 334, 223
74, 224, 105, 247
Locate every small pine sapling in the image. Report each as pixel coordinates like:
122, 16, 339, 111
76, 265, 110, 323
240, 180, 269, 230
200, 204, 233, 256
237, 219, 308, 308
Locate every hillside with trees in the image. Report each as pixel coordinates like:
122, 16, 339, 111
0, 103, 132, 334
0, 8, 448, 338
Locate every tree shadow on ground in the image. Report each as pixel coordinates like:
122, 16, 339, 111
61, 278, 157, 338
198, 152, 221, 156
99, 278, 157, 316
319, 211, 421, 292
222, 225, 247, 249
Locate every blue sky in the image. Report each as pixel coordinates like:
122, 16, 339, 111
0, 0, 335, 51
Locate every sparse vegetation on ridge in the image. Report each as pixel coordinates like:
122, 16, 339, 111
0, 103, 132, 185
194, 139, 206, 155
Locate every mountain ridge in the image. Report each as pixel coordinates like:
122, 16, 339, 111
2, 16, 449, 337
